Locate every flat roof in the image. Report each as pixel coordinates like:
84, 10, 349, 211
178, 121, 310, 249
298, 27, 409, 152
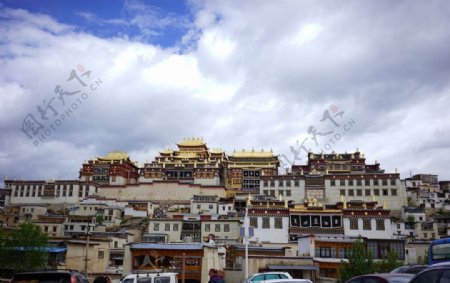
131, 243, 204, 250
267, 265, 319, 271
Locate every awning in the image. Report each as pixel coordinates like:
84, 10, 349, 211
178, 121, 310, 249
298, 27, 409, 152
46, 247, 67, 253
267, 265, 319, 271
13, 247, 67, 253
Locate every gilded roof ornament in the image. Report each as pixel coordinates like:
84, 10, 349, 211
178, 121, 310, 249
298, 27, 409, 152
231, 149, 275, 158
101, 151, 129, 160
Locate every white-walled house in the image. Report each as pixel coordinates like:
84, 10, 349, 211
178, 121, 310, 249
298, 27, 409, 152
247, 199, 290, 244
343, 201, 393, 239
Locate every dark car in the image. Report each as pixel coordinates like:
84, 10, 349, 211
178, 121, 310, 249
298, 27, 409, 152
346, 273, 414, 283
10, 270, 89, 283
409, 263, 450, 283
391, 265, 429, 275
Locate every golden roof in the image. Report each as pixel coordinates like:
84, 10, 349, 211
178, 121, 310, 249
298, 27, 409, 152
177, 137, 206, 147
100, 151, 129, 160
210, 148, 224, 154
230, 149, 275, 158
176, 152, 198, 159
160, 149, 174, 154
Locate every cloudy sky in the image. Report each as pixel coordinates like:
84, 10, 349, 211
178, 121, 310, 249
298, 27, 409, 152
1, 0, 450, 184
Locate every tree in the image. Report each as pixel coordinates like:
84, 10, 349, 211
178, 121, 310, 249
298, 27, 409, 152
417, 249, 429, 265
338, 240, 374, 283
96, 213, 104, 224
406, 215, 415, 223
374, 251, 403, 273
0, 221, 48, 276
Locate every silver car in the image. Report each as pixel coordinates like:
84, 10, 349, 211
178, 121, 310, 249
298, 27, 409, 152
243, 272, 293, 283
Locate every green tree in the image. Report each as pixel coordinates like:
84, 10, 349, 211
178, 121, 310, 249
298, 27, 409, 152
374, 251, 403, 273
0, 221, 48, 276
406, 215, 415, 223
96, 213, 104, 224
338, 240, 374, 283
417, 249, 429, 265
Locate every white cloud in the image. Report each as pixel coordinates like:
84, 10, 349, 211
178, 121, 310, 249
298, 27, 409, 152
1, 1, 450, 184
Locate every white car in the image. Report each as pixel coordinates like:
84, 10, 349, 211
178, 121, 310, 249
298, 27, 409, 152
121, 272, 178, 283
242, 272, 293, 283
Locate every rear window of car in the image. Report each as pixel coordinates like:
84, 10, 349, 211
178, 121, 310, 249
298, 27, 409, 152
12, 273, 71, 283
154, 277, 171, 283
253, 275, 265, 282
137, 278, 153, 283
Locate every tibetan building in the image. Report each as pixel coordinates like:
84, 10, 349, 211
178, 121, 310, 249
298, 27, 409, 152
290, 150, 407, 214
140, 138, 227, 186
289, 199, 344, 242
79, 151, 139, 185
225, 149, 279, 193
293, 150, 376, 175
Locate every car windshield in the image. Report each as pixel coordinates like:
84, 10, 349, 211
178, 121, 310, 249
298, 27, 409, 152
391, 267, 408, 273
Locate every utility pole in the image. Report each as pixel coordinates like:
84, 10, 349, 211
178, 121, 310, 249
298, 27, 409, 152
182, 253, 186, 283
84, 224, 91, 277
244, 208, 249, 280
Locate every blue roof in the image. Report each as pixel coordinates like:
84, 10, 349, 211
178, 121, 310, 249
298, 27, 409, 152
131, 243, 204, 250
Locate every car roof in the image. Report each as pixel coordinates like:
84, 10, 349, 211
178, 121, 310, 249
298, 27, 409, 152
123, 272, 178, 279
352, 273, 414, 279
254, 272, 290, 275
260, 279, 312, 283
391, 265, 429, 273
429, 262, 450, 267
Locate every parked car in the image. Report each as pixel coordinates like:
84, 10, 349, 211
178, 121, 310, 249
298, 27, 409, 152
10, 269, 89, 283
391, 265, 429, 275
242, 272, 293, 283
259, 279, 313, 283
409, 262, 450, 283
121, 271, 178, 283
345, 273, 414, 283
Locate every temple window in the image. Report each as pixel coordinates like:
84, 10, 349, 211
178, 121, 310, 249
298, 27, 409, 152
376, 219, 385, 230
262, 217, 270, 229
363, 219, 372, 230
350, 219, 358, 230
